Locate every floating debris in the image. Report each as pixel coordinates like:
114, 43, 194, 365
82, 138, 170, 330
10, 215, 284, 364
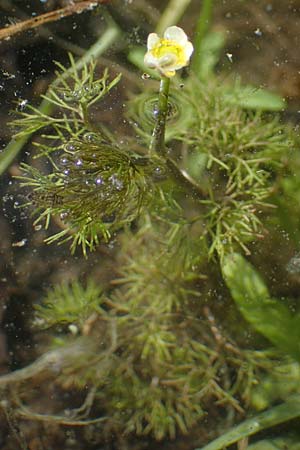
226, 53, 233, 63
286, 253, 300, 274
12, 238, 28, 247
254, 28, 262, 37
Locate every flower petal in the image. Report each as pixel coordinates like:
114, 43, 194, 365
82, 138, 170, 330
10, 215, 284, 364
147, 33, 160, 50
164, 26, 188, 45
144, 52, 158, 68
183, 41, 194, 59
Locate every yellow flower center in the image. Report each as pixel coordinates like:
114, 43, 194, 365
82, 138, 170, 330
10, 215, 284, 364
150, 39, 187, 66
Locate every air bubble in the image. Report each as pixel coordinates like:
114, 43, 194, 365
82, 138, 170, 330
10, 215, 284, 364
152, 104, 159, 118
60, 157, 69, 165
60, 212, 69, 220
95, 177, 104, 186
64, 143, 76, 152
109, 174, 124, 191
152, 166, 165, 180
83, 133, 98, 143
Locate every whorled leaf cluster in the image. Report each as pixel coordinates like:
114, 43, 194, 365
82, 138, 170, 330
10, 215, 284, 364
13, 54, 294, 260
128, 77, 292, 258
12, 58, 156, 255
8, 53, 300, 446
20, 138, 150, 254
26, 218, 300, 441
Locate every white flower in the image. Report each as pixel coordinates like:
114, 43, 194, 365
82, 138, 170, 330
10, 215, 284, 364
144, 26, 194, 78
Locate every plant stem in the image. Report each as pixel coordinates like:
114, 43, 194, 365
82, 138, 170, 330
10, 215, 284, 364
149, 77, 206, 198
199, 395, 300, 450
192, 0, 214, 75
149, 77, 170, 156
166, 158, 206, 198
155, 0, 192, 34
0, 23, 121, 176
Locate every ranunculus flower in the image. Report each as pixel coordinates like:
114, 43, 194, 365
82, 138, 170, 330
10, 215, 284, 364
144, 26, 194, 78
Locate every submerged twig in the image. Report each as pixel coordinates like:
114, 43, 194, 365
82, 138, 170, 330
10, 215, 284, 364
0, 0, 109, 41
0, 0, 86, 55
11, 388, 106, 426
16, 407, 107, 426
0, 343, 88, 387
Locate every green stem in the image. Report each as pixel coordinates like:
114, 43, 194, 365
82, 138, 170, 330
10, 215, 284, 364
149, 77, 170, 156
149, 77, 206, 198
155, 0, 192, 34
0, 23, 121, 176
199, 395, 300, 450
166, 158, 206, 199
192, 0, 214, 75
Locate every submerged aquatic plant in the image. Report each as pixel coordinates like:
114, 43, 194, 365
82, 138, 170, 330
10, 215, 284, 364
30, 220, 297, 441
129, 77, 290, 259
13, 58, 153, 255
34, 279, 105, 329
19, 139, 149, 254
4, 15, 300, 449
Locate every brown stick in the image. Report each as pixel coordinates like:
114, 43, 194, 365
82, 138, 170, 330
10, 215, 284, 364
0, 0, 110, 41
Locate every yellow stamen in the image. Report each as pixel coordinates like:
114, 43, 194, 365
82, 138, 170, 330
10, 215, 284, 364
150, 39, 187, 66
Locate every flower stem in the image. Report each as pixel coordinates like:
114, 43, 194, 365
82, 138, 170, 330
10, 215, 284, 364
155, 0, 192, 35
192, 0, 214, 75
149, 77, 170, 157
149, 77, 206, 198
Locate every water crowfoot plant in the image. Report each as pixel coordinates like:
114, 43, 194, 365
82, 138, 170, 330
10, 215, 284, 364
19, 139, 149, 255
3, 13, 300, 450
